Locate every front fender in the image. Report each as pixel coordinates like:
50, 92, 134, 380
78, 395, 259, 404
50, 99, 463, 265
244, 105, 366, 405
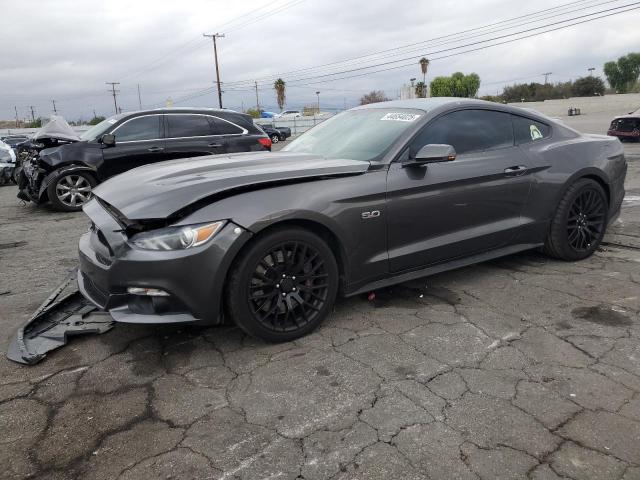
38, 165, 98, 200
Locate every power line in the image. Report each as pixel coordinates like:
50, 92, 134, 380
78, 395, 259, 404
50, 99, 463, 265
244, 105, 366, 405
167, 2, 640, 105
222, 0, 613, 87
239, 2, 640, 89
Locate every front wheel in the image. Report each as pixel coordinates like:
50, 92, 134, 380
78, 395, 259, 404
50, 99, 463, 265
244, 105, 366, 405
544, 178, 608, 261
47, 171, 97, 212
226, 227, 339, 342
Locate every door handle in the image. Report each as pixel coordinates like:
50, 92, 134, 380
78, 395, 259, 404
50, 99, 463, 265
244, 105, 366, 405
147, 147, 164, 153
504, 165, 527, 176
208, 143, 224, 148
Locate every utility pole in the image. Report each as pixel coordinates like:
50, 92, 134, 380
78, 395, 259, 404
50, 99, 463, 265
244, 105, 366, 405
52, 100, 57, 114
14, 106, 19, 127
106, 82, 120, 114
316, 91, 320, 114
30, 106, 35, 123
93, 109, 97, 119
254, 81, 260, 111
137, 83, 142, 110
542, 72, 552, 85
203, 33, 225, 108
588, 67, 595, 76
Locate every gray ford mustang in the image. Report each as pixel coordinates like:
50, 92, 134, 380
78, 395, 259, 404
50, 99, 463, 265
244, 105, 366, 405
78, 98, 627, 342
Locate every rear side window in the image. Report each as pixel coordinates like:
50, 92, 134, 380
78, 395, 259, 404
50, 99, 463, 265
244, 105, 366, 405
166, 115, 213, 138
610, 118, 640, 132
211, 117, 244, 135
411, 109, 514, 155
512, 115, 550, 144
114, 115, 161, 142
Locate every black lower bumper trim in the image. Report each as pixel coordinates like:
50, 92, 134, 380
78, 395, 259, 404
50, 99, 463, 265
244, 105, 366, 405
6, 270, 115, 365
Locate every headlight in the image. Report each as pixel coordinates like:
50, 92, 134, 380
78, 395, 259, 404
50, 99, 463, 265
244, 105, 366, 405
130, 221, 224, 250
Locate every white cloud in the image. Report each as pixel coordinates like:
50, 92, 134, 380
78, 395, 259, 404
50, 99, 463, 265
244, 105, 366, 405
0, 0, 638, 120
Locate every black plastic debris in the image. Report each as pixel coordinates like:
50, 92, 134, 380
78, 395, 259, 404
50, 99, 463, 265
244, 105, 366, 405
6, 271, 114, 365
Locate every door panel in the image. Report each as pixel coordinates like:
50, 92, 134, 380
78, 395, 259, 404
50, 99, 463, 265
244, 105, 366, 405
386, 149, 532, 272
385, 109, 532, 273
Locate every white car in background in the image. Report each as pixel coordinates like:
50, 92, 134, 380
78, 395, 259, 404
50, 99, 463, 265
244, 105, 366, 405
0, 139, 17, 185
274, 110, 302, 118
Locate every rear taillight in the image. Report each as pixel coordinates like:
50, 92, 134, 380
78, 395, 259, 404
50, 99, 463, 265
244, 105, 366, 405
258, 137, 272, 149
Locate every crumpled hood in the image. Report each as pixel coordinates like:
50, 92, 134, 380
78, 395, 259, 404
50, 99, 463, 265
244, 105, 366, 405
93, 151, 370, 220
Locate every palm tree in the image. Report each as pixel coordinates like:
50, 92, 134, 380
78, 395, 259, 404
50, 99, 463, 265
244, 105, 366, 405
419, 58, 430, 97
274, 78, 286, 111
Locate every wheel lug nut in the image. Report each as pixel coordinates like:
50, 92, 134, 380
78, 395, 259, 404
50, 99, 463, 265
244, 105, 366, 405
292, 276, 296, 280
292, 287, 296, 291
282, 293, 286, 297
276, 284, 280, 288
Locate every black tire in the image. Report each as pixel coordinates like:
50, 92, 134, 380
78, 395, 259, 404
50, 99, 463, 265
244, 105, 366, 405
270, 134, 280, 144
47, 170, 97, 212
226, 227, 339, 342
544, 178, 608, 261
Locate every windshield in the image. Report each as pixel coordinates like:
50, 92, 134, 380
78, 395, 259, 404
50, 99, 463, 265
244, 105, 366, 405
80, 114, 124, 141
282, 109, 423, 161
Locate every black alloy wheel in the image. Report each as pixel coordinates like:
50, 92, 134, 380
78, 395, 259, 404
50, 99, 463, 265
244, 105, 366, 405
544, 178, 608, 261
566, 187, 606, 252
226, 227, 338, 342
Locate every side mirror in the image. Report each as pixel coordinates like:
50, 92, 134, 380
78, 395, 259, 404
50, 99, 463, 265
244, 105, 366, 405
404, 144, 456, 167
100, 133, 116, 147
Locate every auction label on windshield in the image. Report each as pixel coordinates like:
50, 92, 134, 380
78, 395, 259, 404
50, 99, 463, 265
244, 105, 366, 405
380, 113, 421, 122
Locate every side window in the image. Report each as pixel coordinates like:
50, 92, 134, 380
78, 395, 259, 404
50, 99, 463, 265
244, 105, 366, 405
512, 115, 551, 144
410, 110, 514, 156
211, 117, 244, 135
166, 115, 213, 138
114, 116, 161, 142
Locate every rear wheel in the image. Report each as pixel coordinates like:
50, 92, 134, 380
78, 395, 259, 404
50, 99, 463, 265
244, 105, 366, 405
544, 178, 608, 261
270, 134, 280, 144
47, 171, 96, 212
226, 227, 338, 342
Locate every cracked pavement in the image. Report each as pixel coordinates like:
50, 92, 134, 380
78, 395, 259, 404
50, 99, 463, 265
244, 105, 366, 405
1, 138, 640, 479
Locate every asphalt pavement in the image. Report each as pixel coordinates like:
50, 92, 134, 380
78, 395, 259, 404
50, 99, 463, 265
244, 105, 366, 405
1, 127, 639, 480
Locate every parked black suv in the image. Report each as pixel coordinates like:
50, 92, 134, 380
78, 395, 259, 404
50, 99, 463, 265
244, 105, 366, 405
257, 124, 292, 143
18, 108, 271, 211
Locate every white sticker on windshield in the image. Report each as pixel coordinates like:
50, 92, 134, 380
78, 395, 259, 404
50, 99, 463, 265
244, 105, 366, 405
380, 113, 421, 122
107, 118, 118, 124
530, 124, 543, 140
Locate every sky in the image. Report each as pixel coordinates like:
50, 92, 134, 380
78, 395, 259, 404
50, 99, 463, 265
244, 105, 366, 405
1, 0, 639, 121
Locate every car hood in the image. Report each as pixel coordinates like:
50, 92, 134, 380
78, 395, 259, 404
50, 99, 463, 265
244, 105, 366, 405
92, 151, 370, 220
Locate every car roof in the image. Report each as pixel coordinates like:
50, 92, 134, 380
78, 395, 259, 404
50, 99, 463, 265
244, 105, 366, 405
353, 97, 494, 112
121, 107, 240, 117
612, 114, 640, 120
353, 97, 558, 122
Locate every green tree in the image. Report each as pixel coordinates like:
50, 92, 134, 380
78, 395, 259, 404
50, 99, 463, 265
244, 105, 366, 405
359, 90, 389, 105
604, 53, 640, 93
430, 72, 480, 97
572, 76, 605, 97
88, 116, 106, 125
274, 78, 286, 110
245, 108, 262, 118
26, 118, 42, 128
415, 81, 427, 98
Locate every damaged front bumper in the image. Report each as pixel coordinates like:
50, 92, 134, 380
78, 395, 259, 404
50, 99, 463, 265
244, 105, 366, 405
6, 271, 114, 365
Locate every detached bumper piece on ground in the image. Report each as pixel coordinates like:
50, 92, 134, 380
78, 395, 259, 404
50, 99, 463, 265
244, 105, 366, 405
6, 271, 114, 365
